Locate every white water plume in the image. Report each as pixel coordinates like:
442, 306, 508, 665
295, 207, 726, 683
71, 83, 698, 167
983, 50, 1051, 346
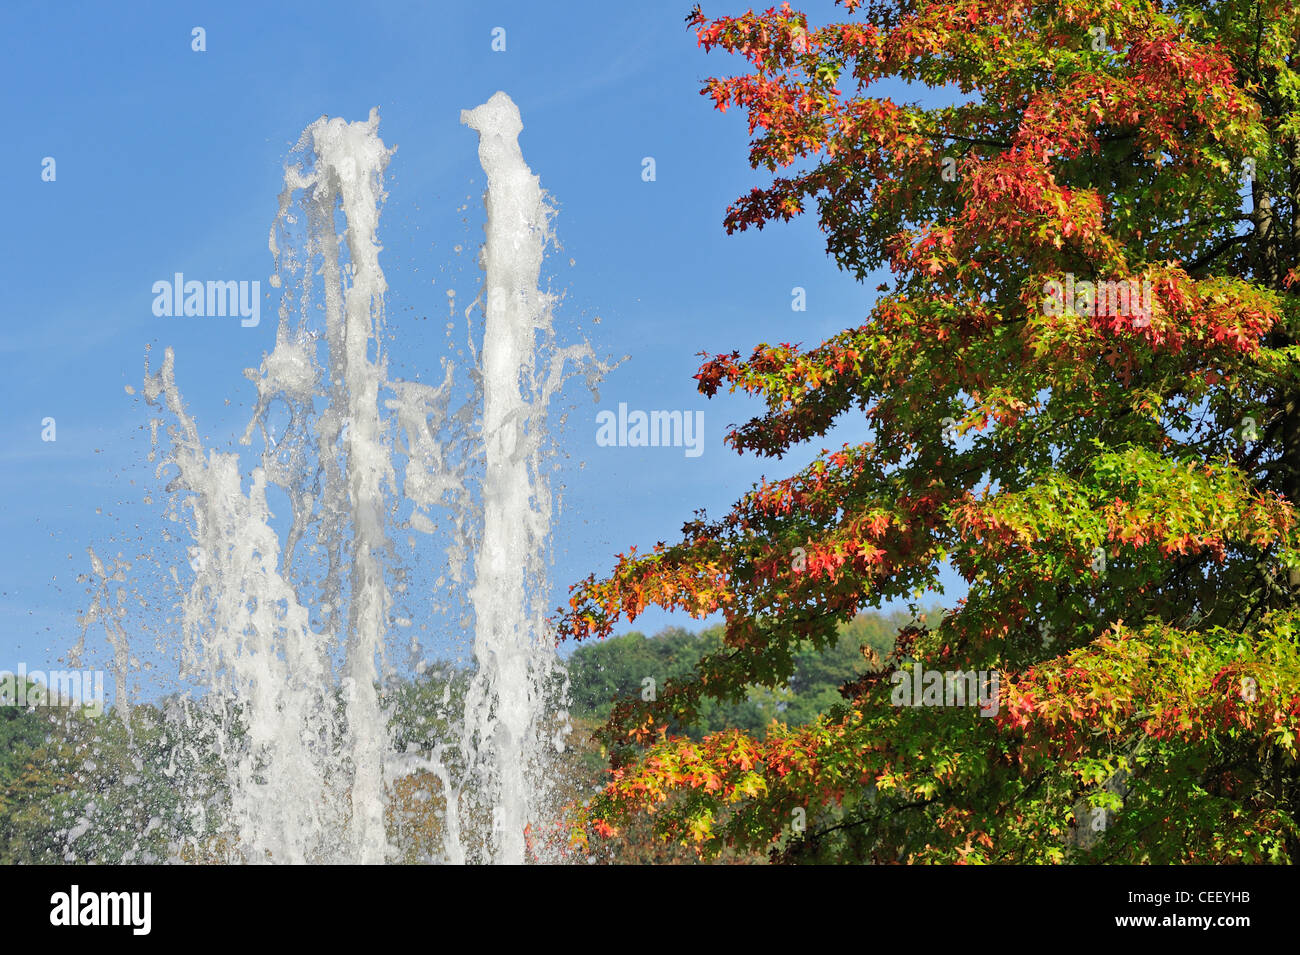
458, 92, 603, 864
100, 93, 608, 865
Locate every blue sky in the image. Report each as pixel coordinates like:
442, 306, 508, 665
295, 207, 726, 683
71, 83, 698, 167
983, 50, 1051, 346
0, 0, 937, 693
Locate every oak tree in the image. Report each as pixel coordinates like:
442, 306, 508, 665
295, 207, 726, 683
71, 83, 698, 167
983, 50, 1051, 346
562, 0, 1300, 863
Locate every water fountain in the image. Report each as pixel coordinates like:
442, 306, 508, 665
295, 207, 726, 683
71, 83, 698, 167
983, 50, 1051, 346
102, 92, 604, 864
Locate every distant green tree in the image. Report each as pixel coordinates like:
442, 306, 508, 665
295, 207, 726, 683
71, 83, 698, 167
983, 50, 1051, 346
1, 693, 233, 864
565, 610, 910, 737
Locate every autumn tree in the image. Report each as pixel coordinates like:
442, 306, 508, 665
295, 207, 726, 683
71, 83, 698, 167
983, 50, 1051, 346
560, 0, 1300, 863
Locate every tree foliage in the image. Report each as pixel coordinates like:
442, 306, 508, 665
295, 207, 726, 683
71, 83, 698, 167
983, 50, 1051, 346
560, 0, 1300, 863
565, 613, 900, 735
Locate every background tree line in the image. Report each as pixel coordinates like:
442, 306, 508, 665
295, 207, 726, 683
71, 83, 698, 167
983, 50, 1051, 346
0, 610, 909, 863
